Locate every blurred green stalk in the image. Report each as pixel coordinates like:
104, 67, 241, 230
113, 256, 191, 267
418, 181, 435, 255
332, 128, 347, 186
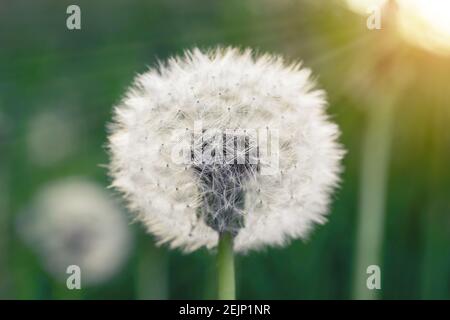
352, 97, 395, 300
136, 238, 169, 300
0, 173, 9, 298
217, 233, 235, 300
421, 105, 448, 299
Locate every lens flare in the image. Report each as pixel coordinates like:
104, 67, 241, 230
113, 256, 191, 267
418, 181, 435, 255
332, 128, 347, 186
346, 0, 450, 56
345, 0, 387, 15
397, 0, 450, 56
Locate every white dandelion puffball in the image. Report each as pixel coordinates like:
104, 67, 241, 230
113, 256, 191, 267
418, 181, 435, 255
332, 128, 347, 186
108, 47, 343, 253
19, 178, 132, 285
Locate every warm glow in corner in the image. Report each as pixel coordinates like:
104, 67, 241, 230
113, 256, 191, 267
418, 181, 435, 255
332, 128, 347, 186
396, 0, 450, 56
345, 0, 450, 56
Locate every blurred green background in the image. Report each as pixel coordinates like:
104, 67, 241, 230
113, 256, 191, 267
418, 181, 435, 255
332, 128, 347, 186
0, 0, 449, 300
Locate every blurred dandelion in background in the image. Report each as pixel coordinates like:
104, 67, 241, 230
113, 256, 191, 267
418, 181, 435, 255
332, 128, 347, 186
17, 178, 132, 286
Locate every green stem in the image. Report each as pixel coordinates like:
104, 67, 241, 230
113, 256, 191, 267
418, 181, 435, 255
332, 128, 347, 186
217, 233, 235, 300
137, 237, 168, 300
0, 173, 9, 298
352, 98, 394, 300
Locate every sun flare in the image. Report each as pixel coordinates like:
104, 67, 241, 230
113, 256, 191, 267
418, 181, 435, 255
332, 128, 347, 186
346, 0, 450, 55
397, 0, 450, 55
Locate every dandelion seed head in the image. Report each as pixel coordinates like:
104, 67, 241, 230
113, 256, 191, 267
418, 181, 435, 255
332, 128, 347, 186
108, 47, 344, 253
